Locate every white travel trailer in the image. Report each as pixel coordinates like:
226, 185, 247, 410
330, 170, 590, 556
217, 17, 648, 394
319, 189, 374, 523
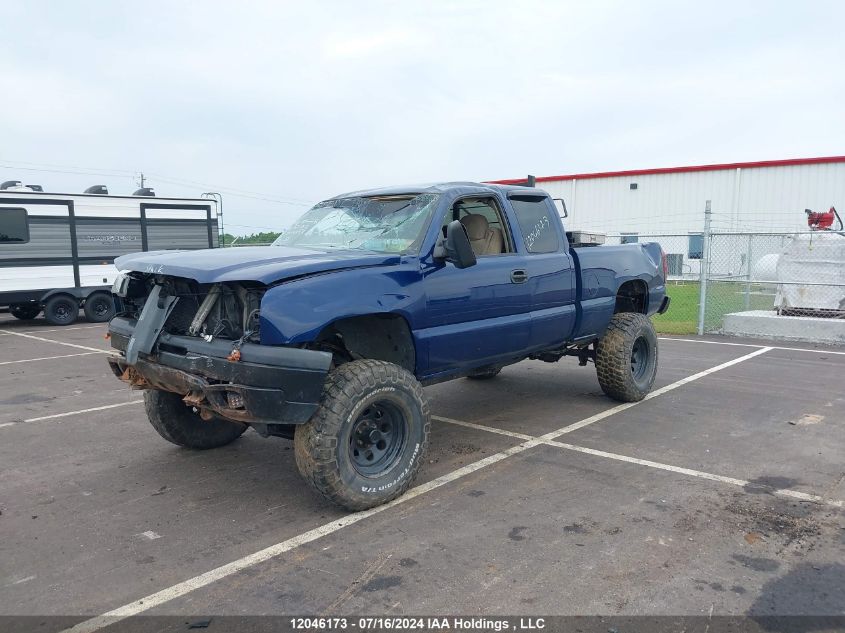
0, 182, 219, 325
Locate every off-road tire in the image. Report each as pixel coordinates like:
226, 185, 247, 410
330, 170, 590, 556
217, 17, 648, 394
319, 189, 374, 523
144, 389, 247, 449
295, 359, 430, 511
83, 291, 115, 323
466, 366, 502, 380
10, 304, 41, 320
595, 312, 658, 402
43, 294, 78, 326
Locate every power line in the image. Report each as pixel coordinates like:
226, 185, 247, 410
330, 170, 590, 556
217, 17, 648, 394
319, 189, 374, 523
0, 158, 136, 175
149, 174, 311, 207
0, 159, 314, 207
0, 163, 133, 179
145, 172, 313, 204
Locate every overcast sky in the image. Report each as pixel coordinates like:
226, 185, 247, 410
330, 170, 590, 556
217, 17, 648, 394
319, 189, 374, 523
1, 1, 843, 234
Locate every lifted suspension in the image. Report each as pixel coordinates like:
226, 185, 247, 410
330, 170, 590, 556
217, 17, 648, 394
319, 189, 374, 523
530, 343, 596, 366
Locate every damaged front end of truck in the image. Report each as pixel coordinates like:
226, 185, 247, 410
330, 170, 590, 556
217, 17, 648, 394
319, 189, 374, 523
107, 272, 332, 438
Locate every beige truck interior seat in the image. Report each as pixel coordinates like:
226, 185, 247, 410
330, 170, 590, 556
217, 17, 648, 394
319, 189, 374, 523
459, 214, 504, 256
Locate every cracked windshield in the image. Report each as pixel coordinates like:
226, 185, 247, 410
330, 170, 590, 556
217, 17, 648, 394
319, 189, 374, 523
272, 193, 440, 253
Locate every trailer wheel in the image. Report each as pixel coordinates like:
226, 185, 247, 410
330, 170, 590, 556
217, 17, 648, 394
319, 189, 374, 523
466, 365, 502, 380
10, 304, 41, 320
595, 312, 658, 402
294, 359, 430, 511
144, 390, 247, 449
43, 295, 79, 326
83, 291, 115, 323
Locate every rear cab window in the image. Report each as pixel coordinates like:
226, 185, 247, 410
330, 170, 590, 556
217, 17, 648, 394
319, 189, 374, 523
508, 195, 560, 253
0, 207, 29, 243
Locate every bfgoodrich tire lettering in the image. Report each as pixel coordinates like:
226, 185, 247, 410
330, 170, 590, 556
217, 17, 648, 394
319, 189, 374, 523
294, 359, 430, 511
595, 312, 658, 402
144, 389, 247, 449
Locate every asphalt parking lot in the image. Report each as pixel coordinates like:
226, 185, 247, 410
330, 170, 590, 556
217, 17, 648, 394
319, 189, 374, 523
1, 312, 843, 631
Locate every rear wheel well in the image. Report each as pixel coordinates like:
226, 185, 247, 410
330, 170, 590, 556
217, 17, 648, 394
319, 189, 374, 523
313, 314, 416, 373
615, 280, 648, 314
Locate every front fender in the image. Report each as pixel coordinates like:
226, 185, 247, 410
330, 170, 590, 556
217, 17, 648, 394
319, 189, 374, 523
258, 263, 425, 345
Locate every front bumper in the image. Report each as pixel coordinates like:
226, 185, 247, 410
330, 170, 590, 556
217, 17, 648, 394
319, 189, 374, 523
108, 316, 332, 425
657, 295, 671, 314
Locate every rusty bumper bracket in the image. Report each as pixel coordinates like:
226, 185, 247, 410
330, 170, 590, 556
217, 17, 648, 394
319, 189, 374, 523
108, 355, 294, 424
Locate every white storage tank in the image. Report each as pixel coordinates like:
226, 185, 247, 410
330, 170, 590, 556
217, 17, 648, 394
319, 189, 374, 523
775, 232, 845, 315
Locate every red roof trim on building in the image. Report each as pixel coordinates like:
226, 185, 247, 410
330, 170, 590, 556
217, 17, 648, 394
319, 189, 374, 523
487, 156, 845, 185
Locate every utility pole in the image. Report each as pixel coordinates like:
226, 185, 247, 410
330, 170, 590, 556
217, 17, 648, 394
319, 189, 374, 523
697, 200, 712, 336
137, 172, 146, 189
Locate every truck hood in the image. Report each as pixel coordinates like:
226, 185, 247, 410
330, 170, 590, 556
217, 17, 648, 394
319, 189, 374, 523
114, 246, 402, 285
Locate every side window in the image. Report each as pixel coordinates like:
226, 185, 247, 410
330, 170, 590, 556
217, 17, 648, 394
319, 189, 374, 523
0, 208, 29, 243
688, 233, 703, 260
510, 196, 560, 253
621, 233, 639, 244
444, 197, 513, 255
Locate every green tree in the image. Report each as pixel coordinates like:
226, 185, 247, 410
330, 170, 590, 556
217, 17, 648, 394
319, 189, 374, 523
222, 231, 281, 246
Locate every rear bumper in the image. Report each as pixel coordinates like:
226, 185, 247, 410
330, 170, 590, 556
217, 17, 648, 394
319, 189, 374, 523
108, 316, 332, 424
657, 295, 671, 315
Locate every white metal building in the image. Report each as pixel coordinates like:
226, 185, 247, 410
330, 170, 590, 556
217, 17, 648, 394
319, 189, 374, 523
492, 156, 845, 234
491, 156, 845, 278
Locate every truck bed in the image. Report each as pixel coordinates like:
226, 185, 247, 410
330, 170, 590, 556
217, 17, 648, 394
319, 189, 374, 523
571, 242, 665, 340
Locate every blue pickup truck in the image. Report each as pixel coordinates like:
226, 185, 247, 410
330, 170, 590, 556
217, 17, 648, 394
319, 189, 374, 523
107, 182, 669, 510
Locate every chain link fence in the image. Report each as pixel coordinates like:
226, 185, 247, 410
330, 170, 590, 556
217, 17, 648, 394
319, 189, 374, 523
703, 231, 845, 329
607, 229, 845, 334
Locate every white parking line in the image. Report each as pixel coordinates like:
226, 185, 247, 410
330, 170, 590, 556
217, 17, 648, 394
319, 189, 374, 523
544, 440, 844, 509
2, 330, 110, 354
37, 325, 103, 334
62, 439, 540, 633
432, 415, 535, 441
24, 400, 143, 423
0, 324, 105, 335
0, 351, 102, 366
659, 337, 845, 356
547, 346, 772, 439
433, 417, 844, 508
61, 345, 771, 633
0, 401, 145, 429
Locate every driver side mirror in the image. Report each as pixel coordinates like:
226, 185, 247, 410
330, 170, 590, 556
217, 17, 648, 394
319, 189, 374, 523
433, 220, 477, 269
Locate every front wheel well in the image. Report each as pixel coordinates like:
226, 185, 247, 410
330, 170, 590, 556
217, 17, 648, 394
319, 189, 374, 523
615, 280, 648, 314
312, 314, 416, 373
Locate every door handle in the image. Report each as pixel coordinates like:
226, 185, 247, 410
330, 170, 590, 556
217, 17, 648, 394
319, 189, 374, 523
510, 269, 529, 284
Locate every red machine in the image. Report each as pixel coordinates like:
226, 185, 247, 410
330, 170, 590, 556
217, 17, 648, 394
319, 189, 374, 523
805, 206, 842, 231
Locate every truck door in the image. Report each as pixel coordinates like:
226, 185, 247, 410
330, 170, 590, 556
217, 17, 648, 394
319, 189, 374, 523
420, 195, 531, 376
507, 193, 577, 349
